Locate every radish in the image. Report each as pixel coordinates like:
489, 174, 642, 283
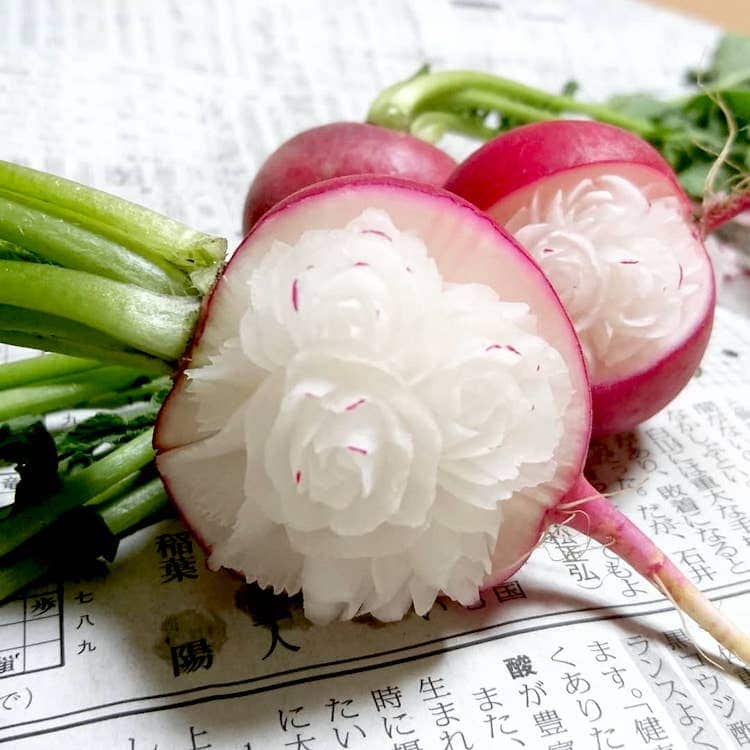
0, 162, 745, 658
148, 175, 747, 660
242, 122, 457, 233
444, 121, 716, 436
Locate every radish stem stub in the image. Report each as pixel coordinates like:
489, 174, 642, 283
155, 178, 747, 661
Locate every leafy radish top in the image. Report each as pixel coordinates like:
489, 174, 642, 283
156, 180, 588, 624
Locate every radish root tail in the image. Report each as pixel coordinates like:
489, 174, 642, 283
652, 572, 730, 673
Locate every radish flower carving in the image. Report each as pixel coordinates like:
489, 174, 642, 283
160, 210, 572, 623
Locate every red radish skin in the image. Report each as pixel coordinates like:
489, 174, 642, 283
591, 304, 714, 435
242, 122, 457, 233
445, 120, 686, 210
445, 121, 716, 436
156, 176, 749, 661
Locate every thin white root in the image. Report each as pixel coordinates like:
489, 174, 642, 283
652, 572, 729, 673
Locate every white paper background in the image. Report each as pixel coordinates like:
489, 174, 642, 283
1, 2, 749, 748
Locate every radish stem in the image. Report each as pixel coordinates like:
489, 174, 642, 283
0, 306, 172, 372
0, 353, 102, 390
553, 477, 750, 664
0, 261, 198, 361
368, 70, 656, 139
0, 365, 146, 421
0, 161, 226, 278
0, 194, 192, 295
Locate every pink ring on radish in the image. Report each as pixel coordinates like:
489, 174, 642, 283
242, 123, 457, 234
155, 176, 749, 662
444, 121, 716, 436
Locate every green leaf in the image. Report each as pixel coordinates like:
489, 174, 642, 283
607, 93, 672, 120
703, 34, 750, 89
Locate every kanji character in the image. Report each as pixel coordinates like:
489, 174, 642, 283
534, 709, 565, 736
504, 655, 536, 680
662, 629, 690, 651
492, 581, 526, 602
170, 638, 213, 676
188, 726, 211, 750
155, 531, 194, 558
29, 595, 56, 616
635, 716, 668, 742
284, 734, 315, 750
160, 556, 199, 583
76, 640, 96, 654
729, 721, 750, 746
0, 654, 19, 674
392, 741, 423, 750
419, 676, 450, 701
372, 686, 402, 712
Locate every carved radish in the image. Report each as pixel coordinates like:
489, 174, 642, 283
445, 121, 715, 436
153, 176, 747, 662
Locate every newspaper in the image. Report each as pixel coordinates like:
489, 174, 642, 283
2, 1, 749, 748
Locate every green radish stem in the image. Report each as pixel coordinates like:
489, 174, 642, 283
98, 477, 168, 535
0, 161, 226, 279
0, 161, 225, 369
0, 194, 192, 295
552, 477, 750, 665
0, 429, 155, 558
0, 366, 146, 421
0, 261, 198, 361
367, 70, 656, 140
0, 353, 102, 390
0, 305, 172, 373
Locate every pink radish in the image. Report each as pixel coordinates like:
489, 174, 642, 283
242, 122, 457, 233
154, 176, 748, 661
444, 120, 715, 436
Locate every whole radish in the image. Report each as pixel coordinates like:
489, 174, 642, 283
155, 176, 748, 662
242, 122, 457, 233
444, 121, 715, 436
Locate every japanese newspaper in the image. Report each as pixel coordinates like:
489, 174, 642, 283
1, 1, 749, 748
